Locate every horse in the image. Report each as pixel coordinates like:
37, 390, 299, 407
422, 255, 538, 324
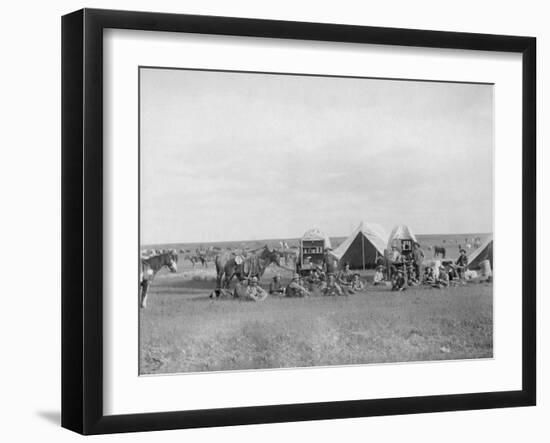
214, 246, 281, 295
433, 246, 446, 258
189, 255, 207, 267
140, 251, 178, 308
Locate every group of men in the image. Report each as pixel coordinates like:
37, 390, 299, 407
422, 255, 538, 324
387, 245, 475, 291
284, 265, 365, 297
229, 243, 488, 301
280, 264, 365, 298
232, 275, 269, 301
231, 262, 367, 301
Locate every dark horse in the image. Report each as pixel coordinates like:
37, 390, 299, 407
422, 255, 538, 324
189, 255, 207, 267
140, 251, 178, 308
433, 246, 446, 258
214, 246, 281, 295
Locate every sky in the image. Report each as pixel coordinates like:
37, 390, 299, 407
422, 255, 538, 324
140, 68, 493, 245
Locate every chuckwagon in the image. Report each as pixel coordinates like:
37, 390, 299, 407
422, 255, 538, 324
387, 224, 417, 259
297, 228, 332, 276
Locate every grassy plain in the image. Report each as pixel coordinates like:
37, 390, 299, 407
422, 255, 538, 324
139, 238, 493, 374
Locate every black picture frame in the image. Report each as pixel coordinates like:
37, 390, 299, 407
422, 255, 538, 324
62, 8, 536, 435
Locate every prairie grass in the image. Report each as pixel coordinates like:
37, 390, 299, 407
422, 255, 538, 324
139, 271, 493, 374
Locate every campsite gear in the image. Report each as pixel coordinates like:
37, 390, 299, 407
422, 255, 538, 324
298, 228, 332, 275
464, 270, 478, 280
480, 259, 492, 278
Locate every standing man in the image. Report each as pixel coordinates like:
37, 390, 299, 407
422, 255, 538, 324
412, 242, 425, 283
387, 245, 402, 280
455, 249, 468, 279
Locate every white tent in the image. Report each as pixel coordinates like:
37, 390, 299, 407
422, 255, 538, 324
387, 225, 418, 252
301, 228, 332, 249
332, 221, 388, 269
467, 234, 493, 270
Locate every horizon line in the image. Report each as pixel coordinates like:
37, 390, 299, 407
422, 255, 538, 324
142, 231, 493, 248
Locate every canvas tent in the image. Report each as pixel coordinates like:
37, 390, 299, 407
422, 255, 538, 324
387, 225, 418, 253
332, 221, 388, 269
467, 235, 493, 270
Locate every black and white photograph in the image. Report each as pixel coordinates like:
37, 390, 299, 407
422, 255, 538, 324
139, 67, 494, 375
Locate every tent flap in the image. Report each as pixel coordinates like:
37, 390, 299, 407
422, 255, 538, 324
467, 235, 493, 270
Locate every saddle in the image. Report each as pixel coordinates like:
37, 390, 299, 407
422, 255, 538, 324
231, 254, 261, 277
243, 256, 261, 277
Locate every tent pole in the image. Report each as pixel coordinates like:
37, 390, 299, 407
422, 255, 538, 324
361, 234, 365, 270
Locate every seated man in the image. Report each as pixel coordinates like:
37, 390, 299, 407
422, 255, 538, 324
233, 277, 249, 298
286, 273, 310, 297
269, 274, 285, 295
337, 263, 355, 294
373, 265, 385, 285
323, 273, 344, 296
423, 266, 435, 285
306, 269, 321, 288
446, 264, 460, 284
407, 265, 419, 286
315, 264, 326, 282
245, 276, 268, 301
350, 273, 365, 291
433, 266, 450, 289
392, 269, 407, 291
